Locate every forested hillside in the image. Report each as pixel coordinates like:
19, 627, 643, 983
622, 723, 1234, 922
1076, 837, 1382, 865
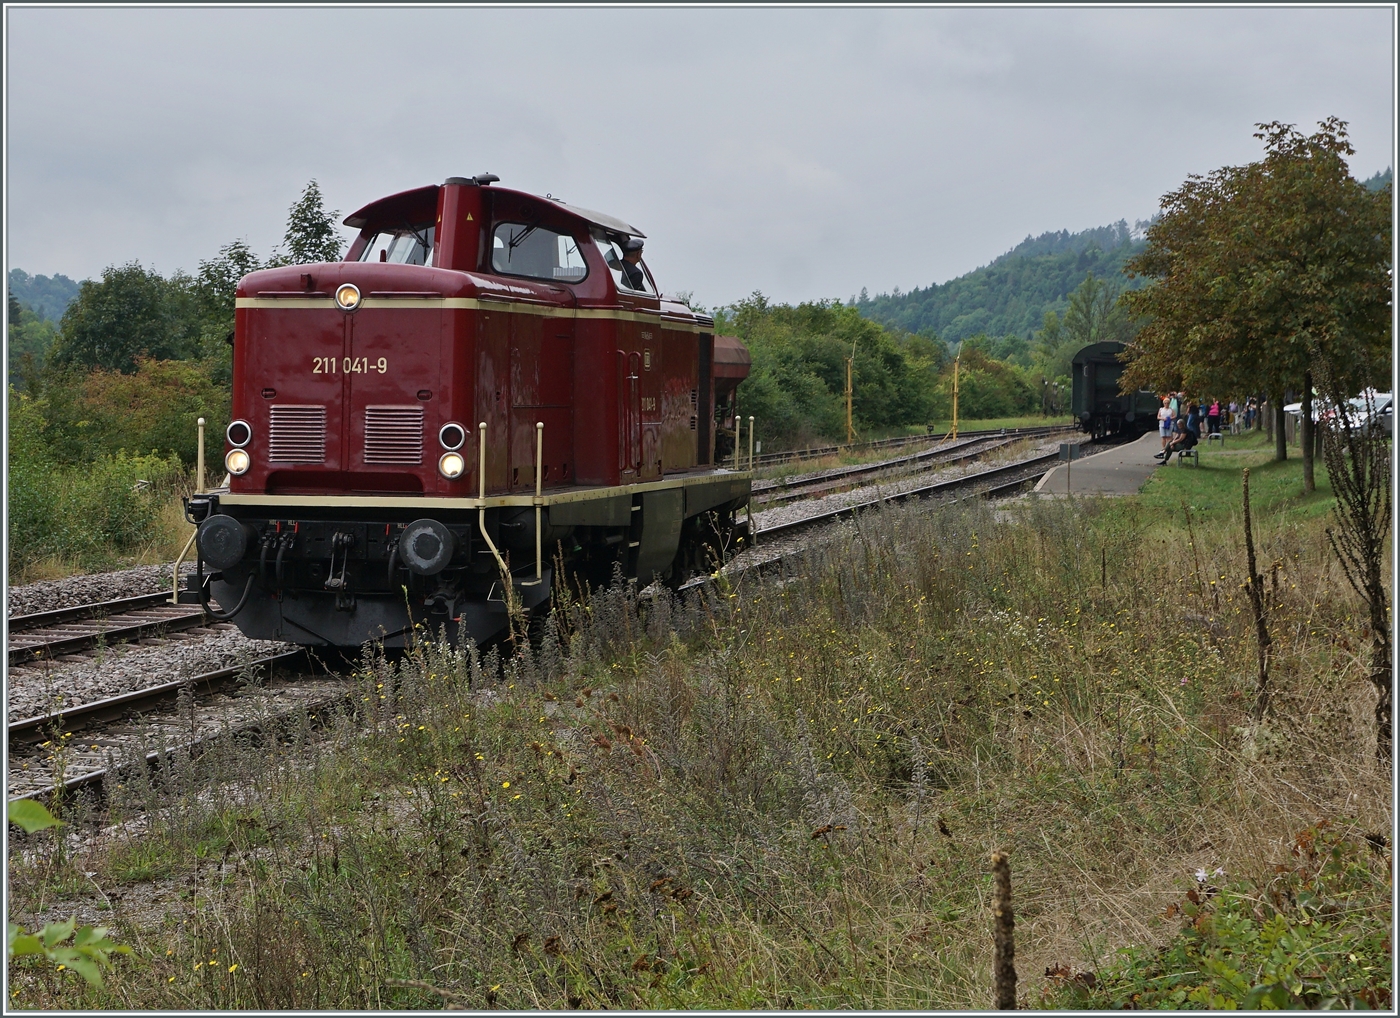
1362, 168, 1392, 191
855, 219, 1149, 343
8, 269, 81, 322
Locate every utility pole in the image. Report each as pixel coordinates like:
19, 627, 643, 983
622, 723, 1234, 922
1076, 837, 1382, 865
844, 337, 857, 447
951, 355, 961, 439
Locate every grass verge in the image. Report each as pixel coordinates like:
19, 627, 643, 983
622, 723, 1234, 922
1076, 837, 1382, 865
6, 483, 1389, 1009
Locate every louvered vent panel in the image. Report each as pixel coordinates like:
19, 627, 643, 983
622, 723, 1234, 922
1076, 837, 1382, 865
268, 405, 327, 463
364, 406, 424, 465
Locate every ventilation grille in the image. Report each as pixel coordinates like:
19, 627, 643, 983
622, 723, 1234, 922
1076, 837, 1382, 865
364, 406, 424, 465
268, 405, 327, 463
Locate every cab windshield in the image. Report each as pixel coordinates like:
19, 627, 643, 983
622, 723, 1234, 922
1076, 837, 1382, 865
358, 224, 435, 265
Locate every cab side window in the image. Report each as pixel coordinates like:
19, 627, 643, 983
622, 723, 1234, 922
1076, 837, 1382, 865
359, 225, 435, 265
593, 231, 656, 295
492, 224, 588, 282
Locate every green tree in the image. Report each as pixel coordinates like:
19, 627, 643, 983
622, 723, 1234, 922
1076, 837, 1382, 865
273, 179, 344, 265
7, 301, 59, 387
1122, 118, 1391, 487
1061, 271, 1136, 351
51, 262, 201, 373
194, 239, 262, 385
719, 293, 938, 447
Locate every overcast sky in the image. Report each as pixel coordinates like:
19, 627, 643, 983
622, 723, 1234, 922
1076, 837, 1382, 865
5, 5, 1394, 309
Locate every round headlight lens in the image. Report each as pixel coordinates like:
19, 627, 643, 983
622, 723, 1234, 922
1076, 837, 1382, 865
335, 283, 361, 311
439, 422, 466, 450
225, 448, 251, 475
226, 419, 252, 447
438, 451, 465, 479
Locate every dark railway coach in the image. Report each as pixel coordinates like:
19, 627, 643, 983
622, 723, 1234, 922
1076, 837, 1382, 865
1070, 341, 1158, 439
185, 176, 751, 648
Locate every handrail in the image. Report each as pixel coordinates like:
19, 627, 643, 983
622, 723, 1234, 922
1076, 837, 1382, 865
532, 422, 544, 583
476, 421, 511, 581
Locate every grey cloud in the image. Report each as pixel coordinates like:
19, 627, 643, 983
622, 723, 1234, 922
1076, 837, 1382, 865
6, 6, 1392, 310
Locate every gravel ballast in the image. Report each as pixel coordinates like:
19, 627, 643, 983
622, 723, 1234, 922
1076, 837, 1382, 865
7, 628, 295, 723
8, 563, 196, 619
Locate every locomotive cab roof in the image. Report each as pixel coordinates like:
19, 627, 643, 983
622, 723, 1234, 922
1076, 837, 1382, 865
344, 177, 646, 241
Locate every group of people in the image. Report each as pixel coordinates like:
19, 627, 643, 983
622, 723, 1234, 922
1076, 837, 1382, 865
1153, 393, 1260, 463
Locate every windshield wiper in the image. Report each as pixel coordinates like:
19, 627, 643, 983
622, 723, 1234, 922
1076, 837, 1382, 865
400, 221, 432, 254
508, 224, 539, 252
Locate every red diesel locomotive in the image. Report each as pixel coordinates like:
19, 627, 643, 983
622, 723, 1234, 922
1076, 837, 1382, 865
186, 175, 752, 648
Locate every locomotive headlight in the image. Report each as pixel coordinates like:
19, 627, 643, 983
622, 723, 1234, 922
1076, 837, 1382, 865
226, 419, 251, 447
439, 422, 466, 450
438, 451, 466, 479
225, 448, 251, 475
335, 283, 362, 311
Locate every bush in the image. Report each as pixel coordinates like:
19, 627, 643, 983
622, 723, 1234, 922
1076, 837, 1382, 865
1043, 823, 1392, 1010
21, 357, 228, 468
80, 358, 230, 467
930, 347, 1038, 420
7, 388, 184, 577
719, 294, 941, 448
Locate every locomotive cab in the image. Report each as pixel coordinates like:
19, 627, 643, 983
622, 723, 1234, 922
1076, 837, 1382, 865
191, 176, 751, 649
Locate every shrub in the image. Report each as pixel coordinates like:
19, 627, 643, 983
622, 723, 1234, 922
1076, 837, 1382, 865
1043, 824, 1392, 1010
7, 387, 184, 577
80, 357, 230, 467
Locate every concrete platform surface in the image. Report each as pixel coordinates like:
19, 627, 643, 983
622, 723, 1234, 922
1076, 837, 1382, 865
1033, 432, 1169, 495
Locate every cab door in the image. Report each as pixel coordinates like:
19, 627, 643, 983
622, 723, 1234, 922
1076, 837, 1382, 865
637, 323, 662, 479
510, 303, 575, 491
616, 282, 661, 481
618, 348, 641, 477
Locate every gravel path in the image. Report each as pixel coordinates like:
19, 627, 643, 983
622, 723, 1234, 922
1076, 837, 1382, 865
7, 628, 295, 723
8, 563, 196, 618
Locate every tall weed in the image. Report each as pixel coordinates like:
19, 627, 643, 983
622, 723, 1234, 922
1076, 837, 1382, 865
7, 491, 1389, 1009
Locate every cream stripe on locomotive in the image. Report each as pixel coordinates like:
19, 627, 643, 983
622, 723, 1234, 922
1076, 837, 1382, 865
218, 470, 750, 511
234, 295, 711, 331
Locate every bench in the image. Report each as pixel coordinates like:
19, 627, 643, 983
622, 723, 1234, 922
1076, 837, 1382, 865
1206, 432, 1225, 447
1176, 448, 1200, 467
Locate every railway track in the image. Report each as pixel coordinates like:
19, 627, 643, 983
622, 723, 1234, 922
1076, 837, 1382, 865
743, 422, 1075, 470
7, 593, 209, 667
752, 448, 1062, 544
5, 650, 357, 802
751, 432, 1046, 508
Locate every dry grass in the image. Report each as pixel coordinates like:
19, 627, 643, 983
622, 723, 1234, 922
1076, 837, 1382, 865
9, 494, 193, 588
7, 471, 1389, 1009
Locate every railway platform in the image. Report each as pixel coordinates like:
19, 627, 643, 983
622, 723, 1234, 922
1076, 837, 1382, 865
1031, 432, 1165, 495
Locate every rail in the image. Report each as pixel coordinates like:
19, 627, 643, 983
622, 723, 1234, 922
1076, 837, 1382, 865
748, 422, 1075, 470
8, 594, 209, 667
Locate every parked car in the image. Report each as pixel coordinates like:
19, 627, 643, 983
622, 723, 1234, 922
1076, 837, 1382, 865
1342, 391, 1392, 437
1285, 391, 1392, 436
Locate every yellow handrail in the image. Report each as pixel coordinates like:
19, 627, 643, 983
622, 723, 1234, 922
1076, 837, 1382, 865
476, 421, 511, 580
